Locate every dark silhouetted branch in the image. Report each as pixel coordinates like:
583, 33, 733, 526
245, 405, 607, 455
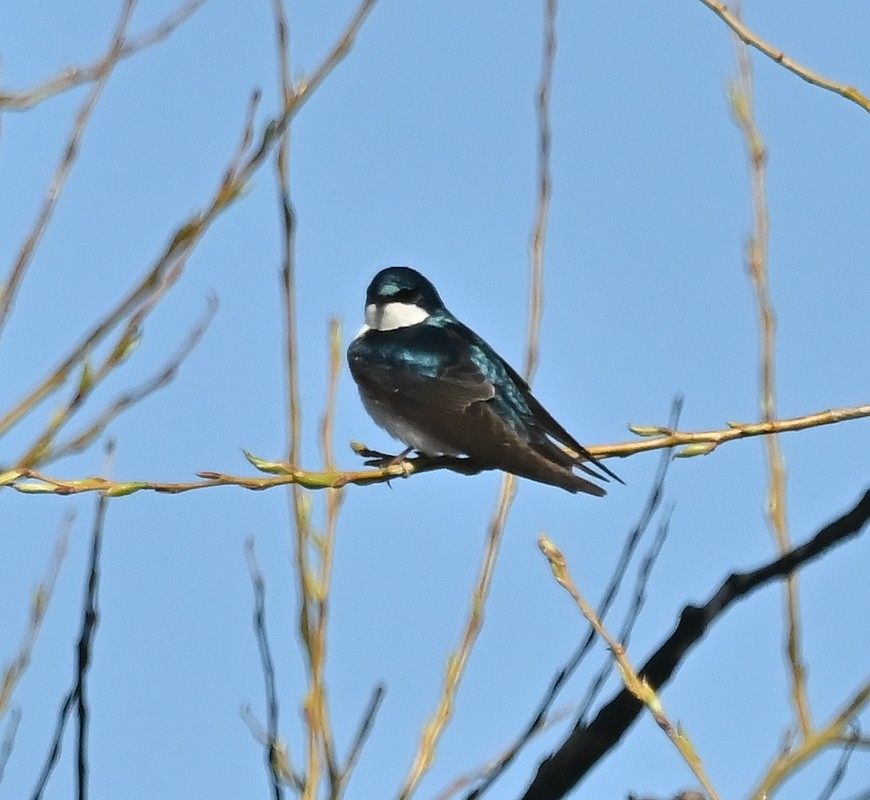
30, 478, 110, 800
521, 487, 870, 800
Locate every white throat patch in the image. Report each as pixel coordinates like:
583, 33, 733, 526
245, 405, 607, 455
364, 301, 429, 332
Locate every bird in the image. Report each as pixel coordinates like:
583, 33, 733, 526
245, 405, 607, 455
347, 266, 621, 495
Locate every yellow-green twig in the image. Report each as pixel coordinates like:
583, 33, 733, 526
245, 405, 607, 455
617, 402, 870, 457
730, 22, 811, 736
4, 402, 867, 497
751, 674, 870, 800
538, 535, 720, 800
397, 474, 518, 800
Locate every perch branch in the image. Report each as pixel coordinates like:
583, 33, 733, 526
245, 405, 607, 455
4, 402, 868, 496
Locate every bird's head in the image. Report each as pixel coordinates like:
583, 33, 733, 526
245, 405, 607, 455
362, 266, 446, 332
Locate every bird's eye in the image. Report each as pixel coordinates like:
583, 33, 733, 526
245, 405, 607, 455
394, 288, 422, 304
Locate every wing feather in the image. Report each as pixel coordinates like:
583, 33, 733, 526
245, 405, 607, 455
348, 321, 615, 495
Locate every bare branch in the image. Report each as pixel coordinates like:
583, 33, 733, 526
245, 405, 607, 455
538, 536, 720, 800
341, 685, 385, 782
521, 488, 870, 800
524, 0, 556, 382
397, 472, 518, 800
0, 514, 72, 716
0, 708, 21, 783
463, 399, 679, 800
729, 13, 810, 735
0, 0, 209, 111
698, 0, 870, 113
245, 540, 300, 797
29, 453, 112, 800
399, 3, 557, 794
816, 724, 860, 800
5, 401, 868, 496
15, 294, 217, 468
0, 0, 138, 338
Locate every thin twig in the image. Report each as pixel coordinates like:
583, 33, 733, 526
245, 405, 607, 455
615, 402, 870, 458
5, 401, 869, 496
576, 508, 672, 725
15, 294, 217, 468
730, 19, 810, 736
245, 540, 300, 797
538, 536, 720, 800
1, 513, 71, 717
75, 478, 110, 800
0, 0, 138, 338
397, 473, 518, 800
287, 319, 347, 797
265, 0, 318, 792
615, 510, 672, 651
697, 0, 870, 114
435, 706, 575, 800
29, 692, 76, 799
751, 678, 870, 800
1, 0, 376, 451
464, 399, 679, 800
398, 4, 557, 795
314, 320, 345, 792
522, 488, 870, 799
816, 724, 860, 800
0, 708, 21, 783
29, 450, 113, 800
524, 0, 556, 382
271, 0, 300, 471
341, 685, 385, 781
269, 0, 339, 792
0, 0, 209, 111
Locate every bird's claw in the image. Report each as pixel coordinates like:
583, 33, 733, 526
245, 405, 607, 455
362, 446, 416, 475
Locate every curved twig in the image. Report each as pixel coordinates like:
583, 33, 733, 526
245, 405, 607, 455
698, 0, 870, 113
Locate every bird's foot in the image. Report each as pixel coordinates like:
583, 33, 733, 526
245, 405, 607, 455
356, 443, 416, 475
384, 446, 415, 477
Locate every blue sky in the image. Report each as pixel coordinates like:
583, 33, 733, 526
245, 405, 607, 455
2, 1, 869, 798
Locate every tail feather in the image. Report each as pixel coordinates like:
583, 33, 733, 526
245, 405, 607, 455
498, 449, 607, 496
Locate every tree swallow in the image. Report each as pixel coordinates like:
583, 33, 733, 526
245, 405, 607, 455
347, 266, 621, 495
